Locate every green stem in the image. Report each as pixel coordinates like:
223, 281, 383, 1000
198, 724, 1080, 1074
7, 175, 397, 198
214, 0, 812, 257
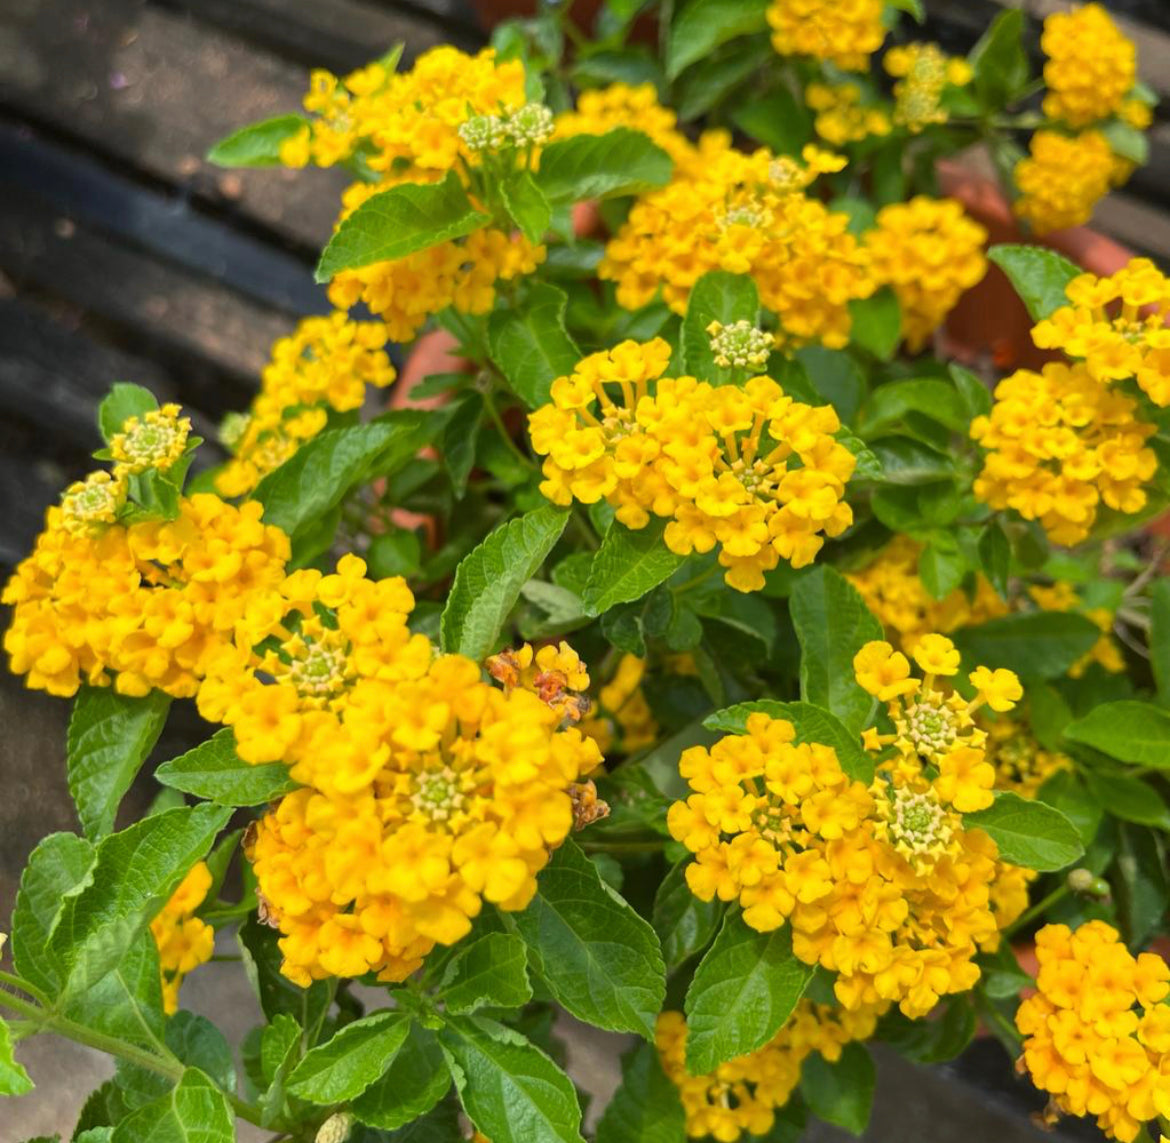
483, 389, 537, 472
0, 970, 51, 1007
209, 954, 243, 963
977, 993, 1024, 1053
0, 982, 279, 1131
670, 562, 719, 598
1004, 883, 1070, 939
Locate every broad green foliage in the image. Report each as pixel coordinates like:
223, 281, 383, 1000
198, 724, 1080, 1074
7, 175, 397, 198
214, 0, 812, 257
683, 912, 814, 1074
67, 688, 172, 838
440, 506, 569, 658
6, 4, 1170, 1141
511, 839, 665, 1040
155, 729, 296, 806
316, 173, 491, 282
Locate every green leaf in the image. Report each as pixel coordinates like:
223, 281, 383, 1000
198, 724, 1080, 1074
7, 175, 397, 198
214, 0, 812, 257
730, 87, 812, 155
0, 1019, 33, 1096
11, 832, 96, 996
790, 567, 882, 734
1036, 769, 1101, 845
978, 521, 1010, 599
1064, 701, 1170, 767
510, 839, 665, 1040
683, 911, 814, 1074
98, 384, 159, 444
255, 1014, 301, 1127
67, 687, 170, 841
534, 129, 672, 205
703, 700, 873, 784
154, 729, 296, 806
255, 413, 431, 541
110, 1069, 233, 1143
665, 0, 768, 78
950, 363, 992, 420
675, 41, 771, 120
987, 245, 1080, 322
288, 1011, 411, 1104
1151, 579, 1170, 706
501, 171, 552, 245
919, 533, 967, 601
1115, 825, 1168, 947
206, 114, 308, 167
1102, 119, 1149, 165
652, 860, 722, 972
68, 932, 165, 1056
116, 1010, 236, 1109
680, 270, 760, 379
51, 805, 231, 997
860, 379, 968, 436
237, 916, 332, 1030
441, 933, 533, 1015
442, 394, 484, 500
793, 347, 864, 424
440, 507, 569, 658
848, 288, 902, 361
595, 1041, 685, 1143
316, 171, 490, 282
1083, 770, 1170, 830
962, 792, 1084, 871
868, 437, 954, 484
439, 1015, 584, 1143
351, 1024, 451, 1131
582, 521, 686, 617
490, 283, 581, 410
953, 612, 1100, 680
968, 9, 1030, 111
801, 1043, 875, 1135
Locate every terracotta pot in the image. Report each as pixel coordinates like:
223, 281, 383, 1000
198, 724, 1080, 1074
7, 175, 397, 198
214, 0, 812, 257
938, 161, 1135, 372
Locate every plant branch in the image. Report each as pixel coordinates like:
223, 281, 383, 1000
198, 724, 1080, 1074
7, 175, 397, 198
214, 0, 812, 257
1004, 883, 1070, 939
0, 969, 50, 1007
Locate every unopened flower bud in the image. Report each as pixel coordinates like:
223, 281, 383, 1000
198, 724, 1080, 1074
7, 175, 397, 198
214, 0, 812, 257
1066, 867, 1109, 897
459, 113, 508, 152
506, 103, 555, 147
219, 411, 251, 453
707, 320, 775, 372
316, 1111, 355, 1143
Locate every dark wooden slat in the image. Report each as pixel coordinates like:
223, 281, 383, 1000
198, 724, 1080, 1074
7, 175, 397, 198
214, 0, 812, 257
155, 0, 464, 74
0, 121, 328, 318
0, 189, 296, 384
1, 0, 349, 250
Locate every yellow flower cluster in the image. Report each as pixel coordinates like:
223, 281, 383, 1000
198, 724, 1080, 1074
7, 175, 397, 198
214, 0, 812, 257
110, 404, 191, 477
766, 0, 885, 71
1040, 4, 1137, 129
884, 44, 972, 134
553, 82, 692, 166
1032, 260, 1170, 405
1017, 922, 1170, 1142
656, 1002, 884, 1141
3, 494, 289, 698
281, 47, 545, 343
982, 715, 1071, 799
528, 339, 857, 592
243, 636, 602, 984
806, 83, 891, 146
668, 638, 1026, 1019
280, 46, 526, 172
151, 861, 215, 1014
971, 362, 1157, 545
846, 536, 1007, 656
1014, 130, 1132, 235
600, 134, 872, 347
580, 654, 659, 755
865, 196, 988, 351
216, 312, 397, 498
197, 554, 432, 777
1030, 583, 1125, 677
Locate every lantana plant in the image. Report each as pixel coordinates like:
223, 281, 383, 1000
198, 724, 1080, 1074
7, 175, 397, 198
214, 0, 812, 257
4, 2, 1170, 1142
